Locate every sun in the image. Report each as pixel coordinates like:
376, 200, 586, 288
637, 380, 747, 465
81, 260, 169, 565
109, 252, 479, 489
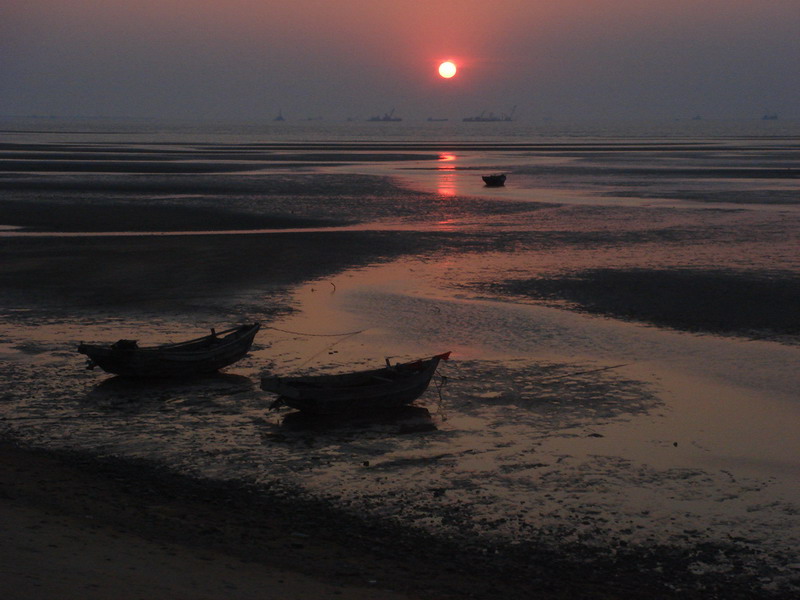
438, 61, 457, 79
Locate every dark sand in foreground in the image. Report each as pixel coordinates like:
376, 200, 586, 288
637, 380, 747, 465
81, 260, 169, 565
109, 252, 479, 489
5, 439, 671, 600
0, 443, 416, 600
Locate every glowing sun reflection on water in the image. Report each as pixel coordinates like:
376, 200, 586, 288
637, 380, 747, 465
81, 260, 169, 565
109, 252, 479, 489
437, 152, 457, 197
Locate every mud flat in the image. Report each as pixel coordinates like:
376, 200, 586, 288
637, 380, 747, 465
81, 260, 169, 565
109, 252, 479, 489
2, 137, 799, 599
4, 438, 793, 600
491, 268, 800, 343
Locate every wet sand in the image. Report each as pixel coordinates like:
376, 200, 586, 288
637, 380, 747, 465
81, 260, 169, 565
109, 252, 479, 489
0, 443, 418, 600
0, 234, 670, 600
0, 224, 484, 598
493, 268, 800, 342
2, 137, 799, 598
1, 433, 781, 600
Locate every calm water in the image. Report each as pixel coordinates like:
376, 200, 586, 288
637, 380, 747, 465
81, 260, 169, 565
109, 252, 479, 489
2, 117, 799, 592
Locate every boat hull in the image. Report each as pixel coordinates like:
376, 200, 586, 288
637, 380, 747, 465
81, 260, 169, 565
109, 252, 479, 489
261, 352, 449, 414
78, 324, 260, 378
482, 174, 506, 187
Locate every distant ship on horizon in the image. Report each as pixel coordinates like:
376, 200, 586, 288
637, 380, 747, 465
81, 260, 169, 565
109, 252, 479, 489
367, 108, 402, 122
273, 109, 285, 122
463, 106, 516, 122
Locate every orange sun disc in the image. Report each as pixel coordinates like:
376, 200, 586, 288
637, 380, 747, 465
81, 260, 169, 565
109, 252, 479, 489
438, 61, 457, 79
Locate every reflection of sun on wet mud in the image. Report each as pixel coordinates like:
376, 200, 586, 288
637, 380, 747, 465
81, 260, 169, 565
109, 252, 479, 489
436, 152, 457, 197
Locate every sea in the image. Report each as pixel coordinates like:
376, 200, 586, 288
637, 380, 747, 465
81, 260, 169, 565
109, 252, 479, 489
2, 116, 799, 594
5, 114, 800, 142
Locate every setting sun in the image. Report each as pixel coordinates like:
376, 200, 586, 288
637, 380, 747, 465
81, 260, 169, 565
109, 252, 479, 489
438, 61, 457, 79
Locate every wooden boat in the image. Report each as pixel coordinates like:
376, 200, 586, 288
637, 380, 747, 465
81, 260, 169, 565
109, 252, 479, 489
78, 323, 260, 378
482, 173, 506, 186
261, 352, 451, 414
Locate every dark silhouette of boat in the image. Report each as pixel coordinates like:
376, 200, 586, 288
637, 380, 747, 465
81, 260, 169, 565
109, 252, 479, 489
262, 352, 450, 414
368, 108, 402, 122
762, 114, 778, 120
482, 173, 507, 187
463, 106, 516, 122
78, 323, 260, 378
273, 109, 285, 122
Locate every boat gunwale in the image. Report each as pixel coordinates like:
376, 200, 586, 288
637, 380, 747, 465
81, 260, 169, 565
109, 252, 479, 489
76, 323, 260, 377
78, 323, 259, 355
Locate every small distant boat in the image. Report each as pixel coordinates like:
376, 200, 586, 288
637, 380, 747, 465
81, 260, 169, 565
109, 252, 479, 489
78, 323, 260, 378
261, 352, 451, 414
463, 106, 516, 122
274, 109, 285, 122
762, 114, 778, 120
368, 108, 402, 122
482, 173, 506, 187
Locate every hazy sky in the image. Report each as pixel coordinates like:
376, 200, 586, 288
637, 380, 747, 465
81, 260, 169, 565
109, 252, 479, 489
3, 0, 798, 121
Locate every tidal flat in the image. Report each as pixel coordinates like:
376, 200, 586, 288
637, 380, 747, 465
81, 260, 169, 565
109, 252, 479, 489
1, 127, 799, 599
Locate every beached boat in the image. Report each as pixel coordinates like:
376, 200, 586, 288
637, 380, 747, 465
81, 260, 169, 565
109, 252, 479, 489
482, 173, 507, 187
261, 352, 450, 414
78, 323, 260, 378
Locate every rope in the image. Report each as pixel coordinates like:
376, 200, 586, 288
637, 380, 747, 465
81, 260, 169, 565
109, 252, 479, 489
433, 371, 449, 421
294, 330, 366, 369
537, 363, 630, 382
264, 325, 367, 337
440, 362, 630, 383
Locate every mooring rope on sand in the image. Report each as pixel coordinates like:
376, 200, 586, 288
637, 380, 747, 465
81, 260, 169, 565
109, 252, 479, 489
433, 371, 449, 421
440, 361, 630, 384
266, 327, 368, 369
540, 363, 630, 382
263, 325, 366, 337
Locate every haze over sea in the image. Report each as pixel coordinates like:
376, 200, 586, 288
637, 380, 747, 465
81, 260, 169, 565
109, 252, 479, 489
1, 116, 799, 597
6, 115, 800, 142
